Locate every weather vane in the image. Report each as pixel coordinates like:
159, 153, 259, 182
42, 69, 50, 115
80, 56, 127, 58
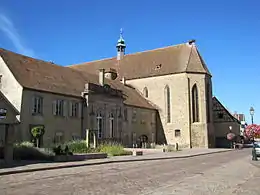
120, 28, 123, 37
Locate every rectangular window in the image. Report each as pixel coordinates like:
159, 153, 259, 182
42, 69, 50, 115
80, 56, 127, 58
54, 132, 64, 144
151, 113, 156, 124
97, 117, 102, 139
109, 118, 114, 138
71, 102, 79, 117
32, 96, 43, 115
118, 107, 122, 118
53, 100, 64, 116
175, 129, 181, 137
132, 109, 137, 122
124, 108, 128, 121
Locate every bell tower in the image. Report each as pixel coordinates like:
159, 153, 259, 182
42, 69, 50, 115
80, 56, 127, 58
116, 28, 126, 60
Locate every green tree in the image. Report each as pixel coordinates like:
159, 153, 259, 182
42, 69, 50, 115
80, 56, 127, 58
31, 126, 45, 148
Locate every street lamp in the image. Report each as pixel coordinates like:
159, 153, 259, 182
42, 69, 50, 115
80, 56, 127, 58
250, 107, 255, 124
229, 126, 232, 131
227, 126, 234, 149
249, 107, 258, 161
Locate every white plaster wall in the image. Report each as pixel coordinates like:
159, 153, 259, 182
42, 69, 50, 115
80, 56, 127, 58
0, 57, 23, 115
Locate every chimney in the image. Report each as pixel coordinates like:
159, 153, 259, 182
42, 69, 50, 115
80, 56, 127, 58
121, 77, 126, 85
99, 69, 105, 86
188, 39, 196, 45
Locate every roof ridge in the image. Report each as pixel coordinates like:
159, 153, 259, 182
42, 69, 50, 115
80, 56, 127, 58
124, 43, 186, 57
69, 42, 187, 67
70, 56, 116, 67
0, 48, 63, 68
185, 44, 193, 71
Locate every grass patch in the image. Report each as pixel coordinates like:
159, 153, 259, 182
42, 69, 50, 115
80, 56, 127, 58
0, 140, 131, 160
96, 142, 132, 156
60, 140, 132, 156
62, 140, 92, 154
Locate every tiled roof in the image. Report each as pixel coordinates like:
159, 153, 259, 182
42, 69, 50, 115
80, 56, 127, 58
69, 42, 211, 80
0, 48, 155, 110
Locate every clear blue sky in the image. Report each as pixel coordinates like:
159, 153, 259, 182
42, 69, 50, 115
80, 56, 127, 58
0, 0, 259, 123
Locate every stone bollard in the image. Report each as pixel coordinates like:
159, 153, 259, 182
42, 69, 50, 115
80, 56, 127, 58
175, 143, 179, 151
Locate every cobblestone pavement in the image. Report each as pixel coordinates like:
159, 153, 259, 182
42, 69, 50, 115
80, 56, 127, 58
0, 148, 232, 175
0, 149, 259, 195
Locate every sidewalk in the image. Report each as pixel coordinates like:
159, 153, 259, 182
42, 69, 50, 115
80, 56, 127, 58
0, 148, 233, 176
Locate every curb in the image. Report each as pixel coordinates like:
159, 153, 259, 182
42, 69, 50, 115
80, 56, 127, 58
0, 149, 233, 176
250, 160, 260, 168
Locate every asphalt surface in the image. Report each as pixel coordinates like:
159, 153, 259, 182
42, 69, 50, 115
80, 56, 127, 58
0, 149, 259, 195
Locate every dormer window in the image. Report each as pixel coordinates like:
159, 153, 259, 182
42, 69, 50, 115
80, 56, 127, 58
155, 64, 162, 70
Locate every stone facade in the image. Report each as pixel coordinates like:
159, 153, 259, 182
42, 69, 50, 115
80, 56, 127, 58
127, 72, 214, 148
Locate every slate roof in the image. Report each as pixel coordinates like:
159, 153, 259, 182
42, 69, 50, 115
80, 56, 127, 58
0, 48, 155, 109
69, 42, 211, 80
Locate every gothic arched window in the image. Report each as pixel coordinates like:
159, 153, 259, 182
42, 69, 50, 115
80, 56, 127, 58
192, 84, 199, 122
206, 82, 211, 123
143, 87, 148, 98
165, 85, 171, 123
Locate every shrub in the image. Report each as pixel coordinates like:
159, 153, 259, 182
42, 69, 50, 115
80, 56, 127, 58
63, 140, 90, 154
31, 126, 45, 148
0, 141, 53, 161
97, 142, 132, 156
13, 145, 53, 161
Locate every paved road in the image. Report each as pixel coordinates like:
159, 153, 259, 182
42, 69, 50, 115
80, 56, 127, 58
0, 149, 259, 195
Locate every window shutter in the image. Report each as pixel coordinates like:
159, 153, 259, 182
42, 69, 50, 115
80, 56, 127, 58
69, 102, 72, 117
78, 102, 82, 118
52, 100, 57, 115
63, 101, 67, 117
31, 97, 35, 113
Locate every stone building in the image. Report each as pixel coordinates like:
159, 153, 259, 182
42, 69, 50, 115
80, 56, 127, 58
0, 32, 235, 151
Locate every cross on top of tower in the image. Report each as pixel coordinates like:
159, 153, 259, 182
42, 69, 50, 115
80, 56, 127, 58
120, 28, 123, 38
116, 28, 126, 48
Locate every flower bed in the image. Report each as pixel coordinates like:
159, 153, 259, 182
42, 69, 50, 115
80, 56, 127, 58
56, 140, 132, 156
245, 124, 260, 139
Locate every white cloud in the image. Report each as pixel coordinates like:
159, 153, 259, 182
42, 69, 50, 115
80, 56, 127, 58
0, 14, 35, 57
